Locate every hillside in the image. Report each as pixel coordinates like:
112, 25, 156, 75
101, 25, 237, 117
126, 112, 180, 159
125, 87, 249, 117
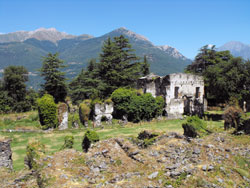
218, 41, 250, 60
0, 27, 191, 89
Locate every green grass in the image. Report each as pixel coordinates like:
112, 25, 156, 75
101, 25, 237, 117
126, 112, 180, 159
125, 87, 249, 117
0, 111, 224, 171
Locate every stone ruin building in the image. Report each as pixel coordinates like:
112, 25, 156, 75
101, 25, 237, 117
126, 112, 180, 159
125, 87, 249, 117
93, 102, 114, 127
0, 139, 13, 170
137, 73, 206, 119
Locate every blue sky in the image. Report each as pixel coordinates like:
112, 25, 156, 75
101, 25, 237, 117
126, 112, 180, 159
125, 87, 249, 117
0, 0, 249, 59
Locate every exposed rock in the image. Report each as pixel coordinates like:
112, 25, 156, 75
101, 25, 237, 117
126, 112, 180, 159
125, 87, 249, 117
0, 139, 13, 170
148, 171, 158, 179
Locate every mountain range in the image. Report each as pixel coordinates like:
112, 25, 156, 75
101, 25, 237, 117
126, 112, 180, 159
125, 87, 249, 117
218, 41, 250, 60
0, 27, 192, 89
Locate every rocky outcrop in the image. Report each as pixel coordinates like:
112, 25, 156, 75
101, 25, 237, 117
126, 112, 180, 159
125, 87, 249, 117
1, 132, 250, 187
0, 139, 13, 170
94, 102, 113, 127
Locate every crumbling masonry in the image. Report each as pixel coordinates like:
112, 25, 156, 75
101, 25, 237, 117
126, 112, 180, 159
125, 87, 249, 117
0, 139, 13, 170
137, 73, 206, 119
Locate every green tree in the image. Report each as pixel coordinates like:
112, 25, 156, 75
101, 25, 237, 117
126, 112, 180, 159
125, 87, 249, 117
98, 35, 143, 97
69, 59, 103, 104
70, 35, 146, 101
204, 57, 247, 103
187, 46, 248, 104
39, 53, 67, 103
142, 55, 150, 76
186, 45, 232, 74
3, 66, 28, 102
2, 66, 30, 112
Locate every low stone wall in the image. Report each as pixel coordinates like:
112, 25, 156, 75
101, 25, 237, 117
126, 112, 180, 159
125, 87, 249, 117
0, 139, 13, 170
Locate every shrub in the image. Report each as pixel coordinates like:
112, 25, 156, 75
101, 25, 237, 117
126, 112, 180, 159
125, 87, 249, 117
68, 113, 81, 128
223, 105, 243, 130
82, 129, 99, 152
182, 116, 210, 137
111, 88, 137, 119
111, 88, 164, 122
133, 130, 159, 148
236, 115, 250, 134
155, 96, 165, 117
37, 94, 58, 130
25, 141, 45, 170
79, 100, 91, 126
61, 136, 74, 150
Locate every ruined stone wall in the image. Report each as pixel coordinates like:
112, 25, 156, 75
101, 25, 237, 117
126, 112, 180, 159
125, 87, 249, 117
165, 73, 204, 117
0, 139, 13, 170
137, 74, 162, 97
94, 103, 114, 127
137, 73, 205, 119
58, 103, 68, 130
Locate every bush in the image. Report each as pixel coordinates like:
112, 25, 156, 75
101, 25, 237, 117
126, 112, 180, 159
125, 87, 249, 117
111, 88, 137, 118
182, 116, 210, 137
82, 129, 99, 152
68, 113, 81, 128
61, 136, 74, 150
223, 105, 243, 130
79, 100, 91, 126
155, 96, 165, 117
25, 141, 45, 170
111, 88, 164, 122
37, 94, 58, 130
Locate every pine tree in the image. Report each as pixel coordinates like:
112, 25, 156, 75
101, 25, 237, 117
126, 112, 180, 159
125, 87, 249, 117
40, 53, 67, 103
142, 55, 150, 76
98, 35, 142, 97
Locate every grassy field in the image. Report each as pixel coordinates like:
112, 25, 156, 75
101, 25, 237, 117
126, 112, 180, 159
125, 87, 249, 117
0, 111, 224, 171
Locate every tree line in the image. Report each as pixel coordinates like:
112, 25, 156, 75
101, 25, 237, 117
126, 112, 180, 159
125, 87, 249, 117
186, 45, 250, 106
1, 37, 250, 114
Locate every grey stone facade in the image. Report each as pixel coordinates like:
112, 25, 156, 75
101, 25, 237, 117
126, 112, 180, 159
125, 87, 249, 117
138, 73, 206, 119
94, 102, 114, 127
0, 139, 13, 170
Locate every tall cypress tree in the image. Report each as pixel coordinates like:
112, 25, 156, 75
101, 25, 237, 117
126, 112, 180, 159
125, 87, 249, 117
40, 53, 67, 103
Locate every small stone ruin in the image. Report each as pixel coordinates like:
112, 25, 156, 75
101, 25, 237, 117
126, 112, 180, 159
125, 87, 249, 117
0, 139, 13, 170
94, 102, 114, 127
58, 103, 68, 130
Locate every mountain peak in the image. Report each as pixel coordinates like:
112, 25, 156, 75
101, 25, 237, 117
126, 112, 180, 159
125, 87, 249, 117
157, 45, 187, 60
33, 27, 57, 32
109, 27, 150, 42
218, 41, 250, 60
